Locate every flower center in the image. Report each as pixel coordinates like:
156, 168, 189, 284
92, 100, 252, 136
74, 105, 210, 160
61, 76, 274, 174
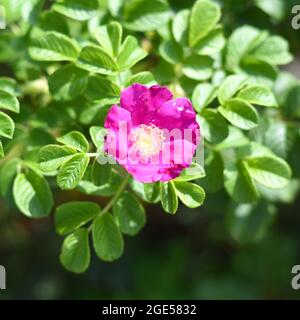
130, 124, 165, 157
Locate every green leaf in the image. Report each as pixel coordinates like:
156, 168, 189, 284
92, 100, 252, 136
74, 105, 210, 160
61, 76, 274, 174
60, 228, 90, 273
89, 126, 107, 150
92, 214, 124, 262
57, 153, 89, 190
226, 26, 266, 71
124, 0, 171, 32
126, 71, 156, 87
192, 83, 217, 112
130, 180, 160, 203
57, 131, 89, 153
182, 55, 213, 81
0, 77, 18, 95
13, 169, 53, 218
160, 181, 178, 214
218, 98, 259, 130
53, 0, 98, 21
108, 0, 123, 17
200, 109, 229, 144
194, 26, 225, 56
48, 64, 88, 101
174, 181, 205, 208
201, 151, 224, 193
215, 126, 249, 151
113, 191, 146, 236
244, 156, 291, 189
251, 36, 293, 65
224, 161, 259, 203
55, 201, 100, 235
117, 36, 147, 71
0, 111, 14, 139
159, 40, 183, 64
0, 158, 20, 197
227, 202, 276, 244
0, 90, 19, 113
237, 84, 278, 107
189, 0, 221, 47
218, 75, 248, 105
38, 145, 76, 172
77, 45, 118, 74
92, 161, 111, 186
85, 76, 120, 103
172, 9, 189, 46
0, 141, 3, 158
254, 0, 285, 21
29, 31, 80, 62
95, 22, 122, 57
239, 58, 278, 88
174, 163, 206, 182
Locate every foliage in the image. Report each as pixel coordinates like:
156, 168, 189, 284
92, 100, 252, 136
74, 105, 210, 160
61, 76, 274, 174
0, 0, 299, 274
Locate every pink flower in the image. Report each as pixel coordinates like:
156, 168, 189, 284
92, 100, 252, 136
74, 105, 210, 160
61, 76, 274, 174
104, 84, 200, 183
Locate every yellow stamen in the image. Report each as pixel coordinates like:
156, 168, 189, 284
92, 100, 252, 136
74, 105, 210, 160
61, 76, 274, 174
130, 124, 165, 157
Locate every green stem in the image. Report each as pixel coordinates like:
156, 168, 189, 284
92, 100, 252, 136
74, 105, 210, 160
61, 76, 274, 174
88, 173, 130, 231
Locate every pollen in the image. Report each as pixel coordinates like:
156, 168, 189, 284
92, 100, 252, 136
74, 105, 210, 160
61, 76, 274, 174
130, 123, 165, 157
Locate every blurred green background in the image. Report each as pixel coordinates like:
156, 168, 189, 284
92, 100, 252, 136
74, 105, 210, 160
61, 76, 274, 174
1, 0, 300, 299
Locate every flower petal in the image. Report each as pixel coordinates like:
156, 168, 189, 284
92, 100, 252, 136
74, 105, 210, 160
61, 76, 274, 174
152, 97, 197, 132
149, 85, 173, 109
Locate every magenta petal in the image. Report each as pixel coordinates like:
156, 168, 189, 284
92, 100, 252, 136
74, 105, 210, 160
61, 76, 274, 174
152, 98, 197, 132
120, 84, 154, 126
104, 105, 132, 133
149, 85, 173, 109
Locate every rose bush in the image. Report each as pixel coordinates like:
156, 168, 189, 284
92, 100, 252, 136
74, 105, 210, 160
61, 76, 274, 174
0, 0, 299, 274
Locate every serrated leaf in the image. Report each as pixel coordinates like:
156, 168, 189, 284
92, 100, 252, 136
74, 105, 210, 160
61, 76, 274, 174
194, 26, 225, 56
92, 161, 111, 186
60, 229, 90, 273
0, 90, 19, 113
182, 55, 213, 81
77, 45, 118, 74
130, 180, 160, 203
244, 156, 291, 189
85, 76, 120, 103
172, 9, 189, 46
48, 64, 88, 101
57, 131, 89, 152
92, 214, 124, 262
113, 191, 146, 236
95, 21, 122, 57
159, 40, 183, 64
237, 84, 278, 107
126, 71, 156, 86
224, 161, 259, 203
251, 36, 293, 65
218, 75, 248, 105
117, 36, 147, 71
0, 158, 20, 197
53, 0, 98, 21
38, 145, 76, 172
189, 0, 221, 47
124, 0, 171, 32
200, 109, 229, 144
13, 169, 53, 218
0, 111, 14, 139
55, 201, 100, 235
57, 153, 89, 190
226, 26, 266, 71
29, 31, 80, 62
218, 99, 259, 130
192, 83, 217, 112
160, 181, 178, 214
174, 181, 205, 208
